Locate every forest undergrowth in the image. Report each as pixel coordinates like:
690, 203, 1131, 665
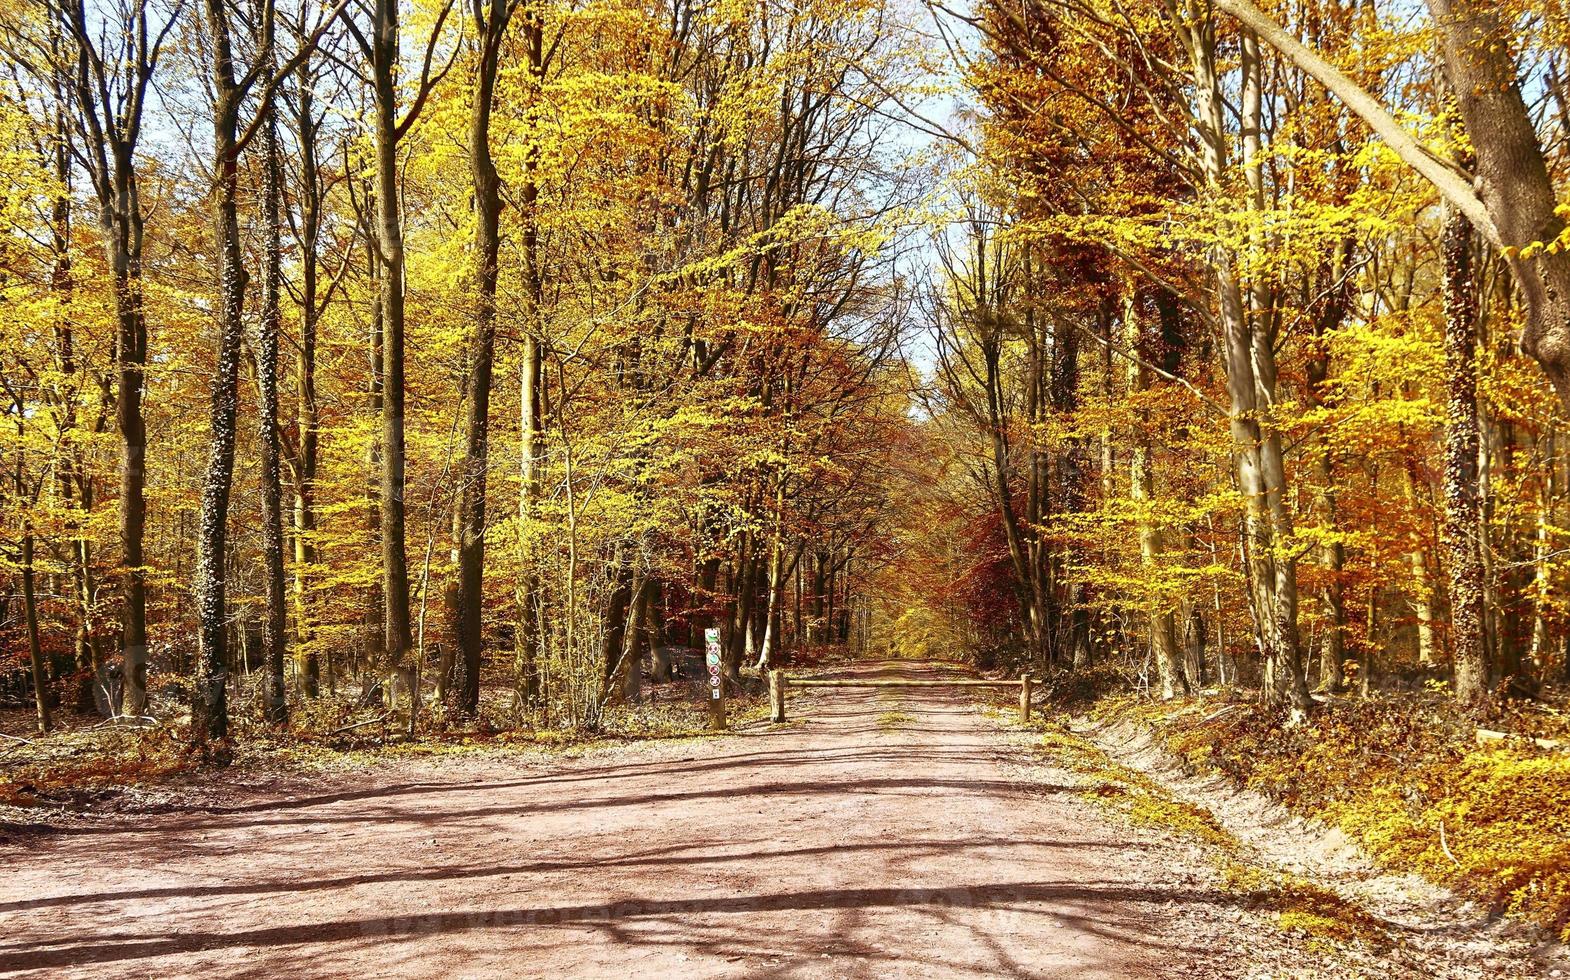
0, 673, 766, 812
1036, 665, 1570, 943
1031, 719, 1388, 951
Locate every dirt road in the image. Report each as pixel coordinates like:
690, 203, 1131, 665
0, 662, 1387, 977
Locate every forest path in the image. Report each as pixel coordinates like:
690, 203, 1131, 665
2, 661, 1272, 978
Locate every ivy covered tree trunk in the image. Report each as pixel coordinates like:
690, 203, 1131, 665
1440, 206, 1487, 708
192, 12, 247, 751
254, 70, 289, 726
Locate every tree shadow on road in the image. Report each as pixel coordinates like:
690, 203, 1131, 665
0, 879, 1225, 973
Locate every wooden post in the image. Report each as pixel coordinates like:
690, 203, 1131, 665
770, 669, 786, 723
1019, 673, 1033, 724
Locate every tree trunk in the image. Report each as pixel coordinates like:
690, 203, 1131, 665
44, 98, 110, 717
726, 540, 756, 681
600, 555, 637, 694
370, 0, 414, 706
1440, 206, 1488, 707
1182, 12, 1311, 719
453, 0, 512, 718
756, 479, 788, 671
1529, 432, 1556, 674
113, 233, 149, 719
809, 550, 826, 643
256, 90, 289, 726
514, 9, 546, 708
363, 217, 386, 692
1049, 307, 1092, 669
618, 574, 653, 703
983, 318, 1044, 657
289, 61, 325, 699
1125, 293, 1185, 699
53, 0, 162, 721
1400, 461, 1438, 667
191, 9, 250, 750
1486, 411, 1532, 694
1305, 244, 1350, 692
22, 529, 52, 733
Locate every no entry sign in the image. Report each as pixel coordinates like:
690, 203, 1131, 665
704, 627, 726, 729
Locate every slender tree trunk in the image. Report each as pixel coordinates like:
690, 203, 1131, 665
1305, 245, 1350, 692
1488, 413, 1532, 692
113, 236, 149, 719
1441, 206, 1487, 707
793, 557, 803, 644
1401, 461, 1438, 667
44, 100, 109, 716
757, 476, 787, 670
22, 528, 52, 733
453, 0, 512, 718
362, 202, 386, 692
257, 89, 289, 726
824, 559, 839, 646
290, 65, 324, 698
1529, 432, 1555, 671
600, 551, 636, 692
370, 0, 414, 707
810, 550, 826, 643
621, 576, 652, 702
54, 0, 159, 721
726, 537, 755, 681
1181, 8, 1310, 718
1049, 308, 1091, 668
1125, 294, 1185, 698
984, 326, 1043, 656
515, 9, 546, 707
72, 484, 106, 713
757, 543, 786, 670
191, 11, 250, 749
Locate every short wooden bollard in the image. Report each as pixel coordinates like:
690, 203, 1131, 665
769, 669, 787, 723
1019, 673, 1033, 723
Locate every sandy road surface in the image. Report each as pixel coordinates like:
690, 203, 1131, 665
1, 662, 1255, 978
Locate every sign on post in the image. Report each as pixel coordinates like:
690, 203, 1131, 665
704, 627, 726, 730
